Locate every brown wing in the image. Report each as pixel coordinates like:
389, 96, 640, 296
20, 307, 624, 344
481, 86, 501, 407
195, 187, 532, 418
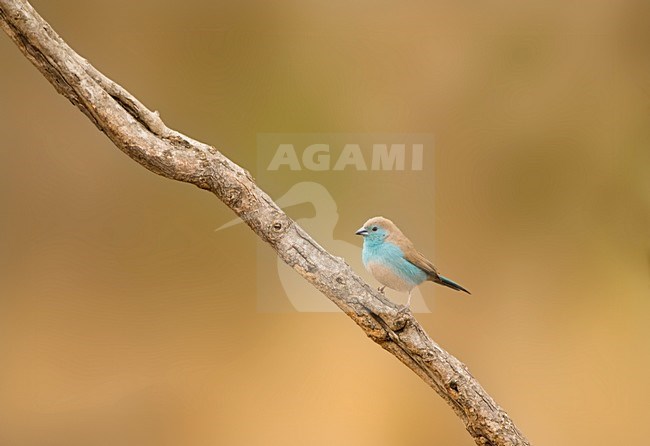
402, 246, 439, 279
386, 228, 439, 280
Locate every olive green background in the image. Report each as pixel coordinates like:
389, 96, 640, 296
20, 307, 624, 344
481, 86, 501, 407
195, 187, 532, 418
1, 1, 649, 445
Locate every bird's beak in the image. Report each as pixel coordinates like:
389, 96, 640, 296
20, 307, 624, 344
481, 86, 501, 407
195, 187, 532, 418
355, 227, 369, 236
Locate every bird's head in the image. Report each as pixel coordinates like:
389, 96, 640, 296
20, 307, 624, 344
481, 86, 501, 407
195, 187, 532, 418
355, 216, 396, 244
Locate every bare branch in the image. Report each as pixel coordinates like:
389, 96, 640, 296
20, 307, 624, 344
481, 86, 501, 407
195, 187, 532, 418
0, 1, 531, 445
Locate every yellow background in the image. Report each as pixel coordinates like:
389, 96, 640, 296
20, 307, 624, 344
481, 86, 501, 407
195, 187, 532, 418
1, 1, 649, 445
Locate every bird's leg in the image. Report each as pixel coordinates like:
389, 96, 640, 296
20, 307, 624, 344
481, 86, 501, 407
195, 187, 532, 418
406, 290, 412, 307
378, 286, 385, 294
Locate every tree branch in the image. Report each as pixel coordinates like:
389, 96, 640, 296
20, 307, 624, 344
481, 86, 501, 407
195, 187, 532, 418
0, 1, 531, 445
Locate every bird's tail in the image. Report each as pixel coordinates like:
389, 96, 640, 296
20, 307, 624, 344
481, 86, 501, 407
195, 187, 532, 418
436, 274, 471, 294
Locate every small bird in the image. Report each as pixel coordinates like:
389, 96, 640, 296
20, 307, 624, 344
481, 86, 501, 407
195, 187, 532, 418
355, 216, 470, 306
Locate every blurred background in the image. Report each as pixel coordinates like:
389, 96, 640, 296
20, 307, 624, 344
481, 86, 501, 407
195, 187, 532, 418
1, 0, 649, 445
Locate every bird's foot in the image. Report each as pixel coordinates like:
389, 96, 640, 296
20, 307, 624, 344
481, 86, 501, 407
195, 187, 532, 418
377, 286, 386, 294
405, 291, 412, 308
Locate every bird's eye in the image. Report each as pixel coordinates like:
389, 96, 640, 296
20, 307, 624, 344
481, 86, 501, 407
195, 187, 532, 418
372, 226, 378, 232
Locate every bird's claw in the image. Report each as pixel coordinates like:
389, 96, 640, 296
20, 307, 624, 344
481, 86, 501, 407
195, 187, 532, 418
378, 286, 385, 294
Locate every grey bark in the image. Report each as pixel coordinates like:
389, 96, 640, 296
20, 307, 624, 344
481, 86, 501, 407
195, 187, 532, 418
0, 1, 531, 445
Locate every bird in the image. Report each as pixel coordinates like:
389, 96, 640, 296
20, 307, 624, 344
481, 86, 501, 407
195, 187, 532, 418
216, 183, 443, 312
355, 216, 470, 306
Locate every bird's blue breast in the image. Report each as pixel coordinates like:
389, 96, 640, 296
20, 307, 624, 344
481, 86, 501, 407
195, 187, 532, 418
362, 240, 427, 287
